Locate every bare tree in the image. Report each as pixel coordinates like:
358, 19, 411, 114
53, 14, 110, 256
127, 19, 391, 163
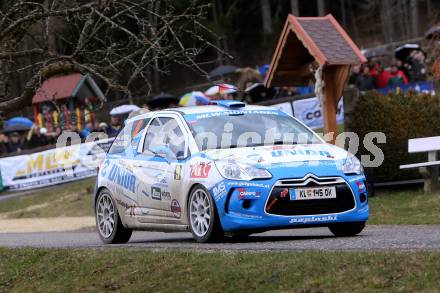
0, 0, 224, 113
260, 0, 272, 34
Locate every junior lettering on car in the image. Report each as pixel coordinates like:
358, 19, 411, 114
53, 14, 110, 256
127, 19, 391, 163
94, 101, 369, 244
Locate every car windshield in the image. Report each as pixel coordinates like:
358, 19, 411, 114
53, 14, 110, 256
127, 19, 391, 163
184, 110, 322, 150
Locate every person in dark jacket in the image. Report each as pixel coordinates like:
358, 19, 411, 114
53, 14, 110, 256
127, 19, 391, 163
6, 132, 25, 153
355, 66, 376, 91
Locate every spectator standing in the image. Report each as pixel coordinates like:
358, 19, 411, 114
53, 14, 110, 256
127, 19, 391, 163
348, 65, 361, 87
407, 50, 427, 82
6, 132, 25, 153
0, 133, 8, 154
81, 120, 98, 139
25, 125, 49, 149
355, 66, 376, 91
387, 65, 407, 86
376, 66, 391, 88
106, 115, 123, 137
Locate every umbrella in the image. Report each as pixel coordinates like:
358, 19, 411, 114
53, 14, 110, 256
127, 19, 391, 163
205, 84, 238, 98
244, 83, 276, 102
208, 65, 238, 79
425, 25, 440, 39
148, 92, 179, 109
5, 117, 33, 128
179, 91, 210, 107
109, 104, 140, 116
2, 123, 31, 134
395, 43, 421, 61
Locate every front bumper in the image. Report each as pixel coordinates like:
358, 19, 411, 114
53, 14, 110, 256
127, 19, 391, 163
209, 172, 369, 232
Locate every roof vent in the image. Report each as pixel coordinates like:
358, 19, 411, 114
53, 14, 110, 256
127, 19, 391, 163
212, 100, 246, 108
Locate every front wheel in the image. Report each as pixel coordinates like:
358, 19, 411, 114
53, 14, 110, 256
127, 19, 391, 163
95, 189, 132, 244
328, 221, 366, 237
188, 185, 223, 243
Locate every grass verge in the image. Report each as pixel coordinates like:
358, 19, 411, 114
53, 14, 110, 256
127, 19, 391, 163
369, 187, 440, 225
0, 179, 94, 218
1, 248, 440, 292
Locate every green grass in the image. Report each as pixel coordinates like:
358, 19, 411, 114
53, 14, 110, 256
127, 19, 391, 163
0, 179, 94, 218
1, 248, 440, 292
369, 188, 440, 225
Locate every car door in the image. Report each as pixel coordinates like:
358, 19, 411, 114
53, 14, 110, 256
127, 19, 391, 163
132, 114, 189, 224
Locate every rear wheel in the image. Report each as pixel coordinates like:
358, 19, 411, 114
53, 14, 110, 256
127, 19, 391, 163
328, 221, 366, 237
188, 185, 223, 243
96, 189, 132, 244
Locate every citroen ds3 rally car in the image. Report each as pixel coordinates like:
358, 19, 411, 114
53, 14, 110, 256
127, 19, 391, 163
94, 101, 369, 243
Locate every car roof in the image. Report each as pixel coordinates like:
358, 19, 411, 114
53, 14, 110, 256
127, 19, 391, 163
126, 104, 279, 123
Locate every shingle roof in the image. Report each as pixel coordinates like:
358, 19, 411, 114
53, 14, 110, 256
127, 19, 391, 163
32, 73, 106, 104
265, 14, 366, 87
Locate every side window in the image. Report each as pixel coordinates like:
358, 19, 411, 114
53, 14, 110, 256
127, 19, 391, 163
143, 118, 162, 152
108, 123, 130, 154
130, 118, 150, 149
143, 117, 187, 158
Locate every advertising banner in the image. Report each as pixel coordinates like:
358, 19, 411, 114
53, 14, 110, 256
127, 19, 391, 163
271, 102, 294, 116
292, 97, 344, 129
0, 138, 113, 191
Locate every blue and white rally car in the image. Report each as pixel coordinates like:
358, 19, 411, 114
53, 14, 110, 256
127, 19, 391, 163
94, 101, 369, 243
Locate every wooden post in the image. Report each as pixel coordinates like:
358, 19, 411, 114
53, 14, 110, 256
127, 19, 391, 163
419, 151, 439, 193
323, 65, 350, 144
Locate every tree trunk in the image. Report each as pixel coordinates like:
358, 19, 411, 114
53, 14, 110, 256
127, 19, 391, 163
290, 0, 299, 16
317, 0, 325, 16
380, 1, 394, 44
410, 0, 419, 38
260, 0, 273, 34
340, 0, 347, 28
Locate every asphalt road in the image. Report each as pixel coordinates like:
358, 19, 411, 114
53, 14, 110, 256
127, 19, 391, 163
1, 225, 440, 250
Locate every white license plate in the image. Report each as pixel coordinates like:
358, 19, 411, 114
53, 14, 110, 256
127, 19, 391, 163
290, 186, 336, 200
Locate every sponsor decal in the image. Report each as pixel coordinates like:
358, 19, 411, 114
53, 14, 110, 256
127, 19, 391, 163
229, 211, 262, 219
280, 188, 289, 198
151, 186, 171, 201
151, 186, 161, 200
212, 181, 227, 201
174, 165, 182, 180
107, 164, 136, 193
128, 207, 150, 216
271, 149, 332, 158
100, 159, 110, 176
190, 162, 212, 178
289, 215, 337, 224
237, 188, 261, 199
171, 199, 182, 218
190, 110, 282, 120
349, 175, 365, 182
227, 181, 270, 189
154, 173, 168, 187
356, 181, 367, 193
246, 154, 265, 163
115, 198, 131, 209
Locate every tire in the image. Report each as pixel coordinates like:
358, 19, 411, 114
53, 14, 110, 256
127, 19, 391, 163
188, 185, 223, 243
95, 189, 132, 244
328, 221, 366, 237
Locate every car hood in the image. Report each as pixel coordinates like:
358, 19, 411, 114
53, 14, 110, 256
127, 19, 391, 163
202, 143, 349, 167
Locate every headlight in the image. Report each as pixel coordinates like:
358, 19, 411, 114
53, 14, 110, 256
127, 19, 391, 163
342, 155, 364, 175
215, 160, 272, 180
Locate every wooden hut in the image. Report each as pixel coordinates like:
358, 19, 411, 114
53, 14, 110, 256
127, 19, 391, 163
264, 14, 366, 143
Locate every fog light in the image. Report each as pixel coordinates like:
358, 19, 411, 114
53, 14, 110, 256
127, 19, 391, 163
360, 193, 367, 203
242, 199, 251, 209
